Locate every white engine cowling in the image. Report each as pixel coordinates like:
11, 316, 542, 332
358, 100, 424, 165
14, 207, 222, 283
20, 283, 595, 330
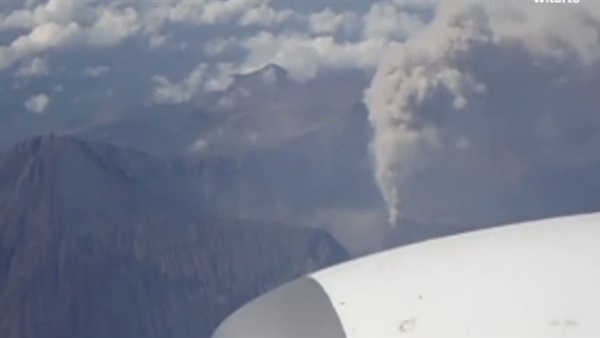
213, 213, 600, 337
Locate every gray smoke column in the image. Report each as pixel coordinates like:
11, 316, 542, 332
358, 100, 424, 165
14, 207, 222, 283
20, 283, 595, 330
365, 2, 600, 226
365, 3, 489, 225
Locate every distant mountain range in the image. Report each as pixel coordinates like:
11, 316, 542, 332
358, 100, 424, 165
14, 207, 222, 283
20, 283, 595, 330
0, 63, 507, 338
75, 65, 382, 231
65, 65, 479, 252
0, 134, 349, 338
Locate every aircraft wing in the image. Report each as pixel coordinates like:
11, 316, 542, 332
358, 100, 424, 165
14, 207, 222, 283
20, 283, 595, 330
213, 212, 600, 337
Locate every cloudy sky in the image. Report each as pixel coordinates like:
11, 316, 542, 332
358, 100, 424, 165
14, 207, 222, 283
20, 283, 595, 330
0, 0, 431, 109
366, 1, 600, 226
2, 0, 600, 252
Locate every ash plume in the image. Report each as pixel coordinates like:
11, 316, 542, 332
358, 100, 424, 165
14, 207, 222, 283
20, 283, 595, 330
365, 2, 600, 226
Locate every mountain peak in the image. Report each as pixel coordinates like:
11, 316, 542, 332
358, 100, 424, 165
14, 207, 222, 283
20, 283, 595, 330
234, 63, 289, 86
0, 135, 180, 216
0, 134, 349, 338
208, 64, 291, 110
12, 133, 81, 155
254, 63, 288, 81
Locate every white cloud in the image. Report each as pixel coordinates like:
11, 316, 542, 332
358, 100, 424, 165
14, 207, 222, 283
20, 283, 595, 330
0, 21, 80, 71
11, 21, 80, 51
161, 0, 266, 26
362, 1, 426, 40
0, 9, 35, 30
200, 0, 263, 25
238, 3, 296, 27
147, 1, 430, 100
152, 62, 236, 103
152, 63, 208, 104
308, 8, 360, 35
84, 6, 140, 48
365, 2, 600, 226
24, 93, 49, 114
15, 56, 48, 78
0, 0, 77, 30
203, 37, 237, 56
240, 31, 398, 81
0, 0, 436, 82
188, 138, 210, 153
484, 4, 600, 66
392, 0, 438, 11
83, 65, 109, 77
204, 62, 234, 92
0, 1, 140, 72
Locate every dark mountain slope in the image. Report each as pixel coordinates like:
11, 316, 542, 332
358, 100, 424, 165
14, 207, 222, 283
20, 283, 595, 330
0, 135, 349, 338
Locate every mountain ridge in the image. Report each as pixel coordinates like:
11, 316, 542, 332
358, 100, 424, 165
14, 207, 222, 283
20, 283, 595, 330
0, 134, 349, 338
